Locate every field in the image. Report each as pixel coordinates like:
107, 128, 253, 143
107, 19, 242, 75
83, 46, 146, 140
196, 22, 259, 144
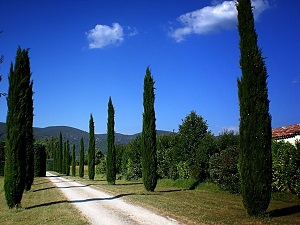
70, 167, 300, 225
1, 168, 299, 225
0, 176, 89, 225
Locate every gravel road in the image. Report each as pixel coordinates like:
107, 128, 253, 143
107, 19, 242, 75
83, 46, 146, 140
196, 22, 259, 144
46, 172, 184, 225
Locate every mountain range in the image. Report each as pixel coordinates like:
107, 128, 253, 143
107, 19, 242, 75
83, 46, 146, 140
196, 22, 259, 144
0, 122, 171, 156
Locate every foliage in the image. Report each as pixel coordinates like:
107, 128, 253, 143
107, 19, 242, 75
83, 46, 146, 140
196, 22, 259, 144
59, 132, 63, 173
88, 114, 95, 180
72, 144, 76, 176
34, 143, 46, 177
4, 47, 33, 208
115, 145, 125, 174
95, 149, 104, 165
156, 134, 175, 179
79, 137, 84, 178
0, 141, 5, 176
209, 147, 240, 194
122, 136, 142, 181
96, 156, 106, 176
216, 130, 239, 152
272, 140, 300, 197
65, 140, 71, 176
237, 0, 272, 216
141, 67, 157, 191
106, 97, 116, 184
194, 131, 217, 180
178, 110, 208, 166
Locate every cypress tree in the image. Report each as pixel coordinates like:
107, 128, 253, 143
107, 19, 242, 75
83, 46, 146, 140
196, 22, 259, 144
106, 97, 116, 184
141, 66, 157, 192
66, 140, 70, 176
34, 143, 46, 177
59, 132, 63, 173
237, 0, 272, 216
62, 141, 66, 175
24, 49, 34, 191
4, 47, 32, 208
72, 144, 76, 176
88, 114, 95, 180
79, 137, 84, 178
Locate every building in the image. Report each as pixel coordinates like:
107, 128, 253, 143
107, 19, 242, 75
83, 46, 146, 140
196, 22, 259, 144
272, 123, 300, 146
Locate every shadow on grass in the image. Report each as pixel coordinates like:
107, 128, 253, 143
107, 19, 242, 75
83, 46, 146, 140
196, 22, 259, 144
189, 179, 202, 190
268, 205, 300, 217
116, 182, 143, 186
25, 200, 68, 209
157, 189, 185, 193
32, 186, 56, 192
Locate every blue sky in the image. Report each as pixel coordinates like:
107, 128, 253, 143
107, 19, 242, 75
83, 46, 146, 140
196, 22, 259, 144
0, 0, 299, 135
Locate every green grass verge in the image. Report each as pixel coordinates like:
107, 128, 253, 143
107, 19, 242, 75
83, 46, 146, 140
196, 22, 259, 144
69, 173, 300, 225
0, 176, 89, 225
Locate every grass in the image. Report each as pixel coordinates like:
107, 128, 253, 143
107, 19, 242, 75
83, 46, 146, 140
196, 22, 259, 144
68, 168, 300, 225
0, 176, 89, 225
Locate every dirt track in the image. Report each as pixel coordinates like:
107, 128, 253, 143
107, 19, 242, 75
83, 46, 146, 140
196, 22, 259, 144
46, 172, 184, 225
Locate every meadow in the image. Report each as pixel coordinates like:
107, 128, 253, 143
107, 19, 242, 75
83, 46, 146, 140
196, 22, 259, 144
68, 167, 300, 225
0, 176, 89, 225
1, 168, 299, 225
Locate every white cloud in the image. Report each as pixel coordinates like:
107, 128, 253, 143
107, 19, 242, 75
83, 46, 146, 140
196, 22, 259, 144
86, 23, 124, 49
170, 0, 269, 42
127, 26, 139, 37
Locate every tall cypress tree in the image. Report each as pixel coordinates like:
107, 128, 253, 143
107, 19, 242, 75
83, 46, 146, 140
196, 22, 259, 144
59, 132, 63, 173
22, 49, 34, 191
62, 141, 66, 175
88, 114, 95, 180
141, 66, 157, 192
237, 0, 272, 216
79, 137, 84, 178
4, 47, 33, 208
66, 140, 70, 176
72, 144, 76, 176
106, 97, 116, 184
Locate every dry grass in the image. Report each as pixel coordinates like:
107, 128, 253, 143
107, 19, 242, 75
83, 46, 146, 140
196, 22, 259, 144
69, 173, 300, 225
0, 176, 89, 225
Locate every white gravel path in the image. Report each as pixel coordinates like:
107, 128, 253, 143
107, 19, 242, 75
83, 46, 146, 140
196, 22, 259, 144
46, 172, 184, 225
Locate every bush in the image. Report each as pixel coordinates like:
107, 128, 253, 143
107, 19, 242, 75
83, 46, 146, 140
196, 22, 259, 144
209, 147, 240, 193
177, 161, 189, 179
272, 140, 300, 197
96, 157, 106, 176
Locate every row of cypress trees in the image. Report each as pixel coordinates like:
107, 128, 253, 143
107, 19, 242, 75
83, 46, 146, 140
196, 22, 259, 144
3, 1, 272, 215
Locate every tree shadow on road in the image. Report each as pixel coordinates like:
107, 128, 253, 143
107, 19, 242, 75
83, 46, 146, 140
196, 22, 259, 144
25, 193, 138, 210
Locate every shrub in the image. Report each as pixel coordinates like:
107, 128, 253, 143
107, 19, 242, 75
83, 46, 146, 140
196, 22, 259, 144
272, 140, 300, 197
209, 147, 240, 194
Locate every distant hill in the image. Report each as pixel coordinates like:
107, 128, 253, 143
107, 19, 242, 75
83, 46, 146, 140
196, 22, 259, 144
0, 122, 171, 156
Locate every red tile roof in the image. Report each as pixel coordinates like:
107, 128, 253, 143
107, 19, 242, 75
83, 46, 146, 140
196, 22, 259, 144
272, 124, 300, 139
